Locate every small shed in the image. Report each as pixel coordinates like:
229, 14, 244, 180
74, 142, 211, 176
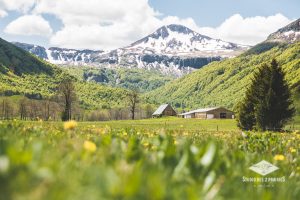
152, 104, 177, 118
179, 107, 234, 119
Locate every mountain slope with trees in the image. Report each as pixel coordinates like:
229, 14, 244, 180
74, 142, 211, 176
144, 19, 300, 112
64, 66, 174, 92
144, 42, 300, 110
0, 38, 128, 109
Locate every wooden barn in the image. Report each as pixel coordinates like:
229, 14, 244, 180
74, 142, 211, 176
179, 107, 234, 119
152, 104, 177, 118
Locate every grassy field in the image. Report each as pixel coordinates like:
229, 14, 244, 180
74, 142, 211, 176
49, 117, 298, 131
0, 119, 299, 200
77, 118, 239, 131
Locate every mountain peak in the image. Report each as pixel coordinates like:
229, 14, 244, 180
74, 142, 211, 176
267, 18, 300, 43
276, 18, 300, 33
165, 24, 194, 35
133, 24, 210, 43
129, 24, 246, 55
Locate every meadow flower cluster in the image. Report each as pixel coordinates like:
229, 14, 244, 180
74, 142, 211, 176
0, 120, 299, 200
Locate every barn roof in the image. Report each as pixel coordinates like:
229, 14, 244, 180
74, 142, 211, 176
152, 104, 170, 115
179, 107, 221, 115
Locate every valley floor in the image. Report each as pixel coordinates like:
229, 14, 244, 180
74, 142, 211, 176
71, 117, 239, 131
43, 117, 298, 132
0, 119, 299, 200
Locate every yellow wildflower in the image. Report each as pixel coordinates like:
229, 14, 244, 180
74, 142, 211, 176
143, 142, 149, 147
104, 125, 111, 132
64, 120, 77, 130
180, 125, 184, 128
123, 132, 128, 136
151, 146, 158, 151
274, 154, 285, 161
289, 148, 297, 153
83, 141, 97, 153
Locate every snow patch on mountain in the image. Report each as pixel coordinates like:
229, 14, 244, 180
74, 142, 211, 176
13, 24, 250, 76
126, 24, 247, 56
267, 18, 300, 43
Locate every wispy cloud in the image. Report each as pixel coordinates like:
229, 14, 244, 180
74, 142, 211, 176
0, 0, 294, 49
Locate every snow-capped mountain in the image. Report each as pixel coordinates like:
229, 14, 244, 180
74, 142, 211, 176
13, 42, 104, 65
267, 19, 300, 43
13, 24, 249, 76
126, 24, 247, 55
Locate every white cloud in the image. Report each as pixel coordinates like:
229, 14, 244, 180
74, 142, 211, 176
1, 0, 294, 49
0, 0, 36, 13
40, 0, 292, 49
198, 14, 292, 45
33, 0, 162, 49
0, 9, 7, 17
4, 15, 53, 37
50, 24, 133, 50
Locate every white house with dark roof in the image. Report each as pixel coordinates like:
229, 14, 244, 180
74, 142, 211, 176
179, 107, 234, 119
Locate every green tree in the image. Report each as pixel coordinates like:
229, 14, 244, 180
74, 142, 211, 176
127, 90, 139, 120
58, 78, 77, 121
237, 59, 295, 131
264, 59, 295, 130
236, 94, 255, 130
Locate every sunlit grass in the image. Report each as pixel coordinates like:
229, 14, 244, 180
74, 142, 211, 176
0, 119, 299, 200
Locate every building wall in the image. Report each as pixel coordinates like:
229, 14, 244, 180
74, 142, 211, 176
184, 113, 195, 118
181, 107, 234, 119
206, 108, 234, 119
162, 105, 177, 116
195, 113, 206, 119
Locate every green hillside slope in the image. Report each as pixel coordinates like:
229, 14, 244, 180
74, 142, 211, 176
0, 38, 127, 109
144, 42, 300, 110
64, 66, 173, 93
0, 38, 54, 75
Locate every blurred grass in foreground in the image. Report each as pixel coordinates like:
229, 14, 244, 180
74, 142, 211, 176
0, 119, 299, 200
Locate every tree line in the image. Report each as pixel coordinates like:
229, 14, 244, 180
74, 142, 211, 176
0, 78, 154, 121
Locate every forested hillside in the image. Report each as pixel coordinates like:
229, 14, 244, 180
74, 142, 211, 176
0, 38, 128, 109
144, 42, 300, 110
64, 66, 173, 92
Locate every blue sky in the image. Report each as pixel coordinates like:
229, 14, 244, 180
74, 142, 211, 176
149, 0, 300, 26
0, 0, 299, 50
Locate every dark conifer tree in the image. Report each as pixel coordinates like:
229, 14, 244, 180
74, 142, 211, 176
237, 59, 295, 131
237, 93, 255, 130
237, 63, 269, 130
263, 59, 295, 130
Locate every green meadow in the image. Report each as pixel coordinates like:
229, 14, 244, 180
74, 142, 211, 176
76, 118, 239, 131
0, 119, 299, 200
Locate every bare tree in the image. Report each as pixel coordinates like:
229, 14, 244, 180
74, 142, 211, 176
1, 99, 14, 120
127, 90, 139, 120
19, 98, 28, 120
58, 78, 77, 121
